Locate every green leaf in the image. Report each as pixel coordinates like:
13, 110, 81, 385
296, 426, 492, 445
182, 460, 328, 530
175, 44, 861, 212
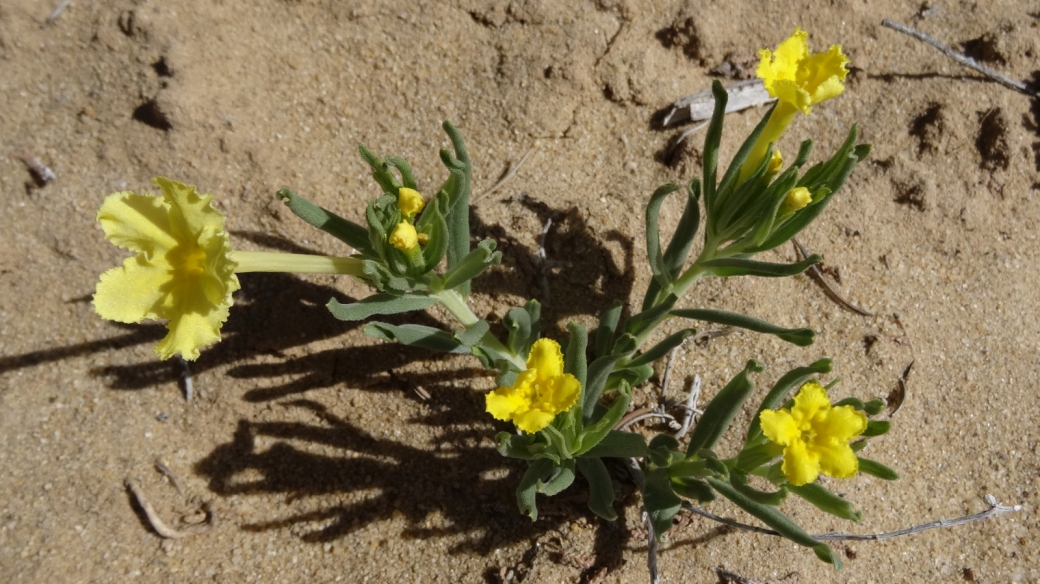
503, 299, 541, 358
576, 458, 618, 521
645, 183, 684, 287
697, 254, 822, 278
624, 294, 678, 337
686, 360, 763, 455
416, 191, 449, 271
327, 293, 437, 321
735, 440, 783, 472
517, 459, 554, 520
747, 358, 832, 442
384, 156, 417, 190
496, 432, 547, 461
574, 382, 632, 456
671, 476, 715, 502
862, 399, 885, 416
857, 457, 899, 480
701, 80, 728, 213
788, 483, 862, 522
582, 353, 627, 421
363, 322, 467, 354
439, 239, 502, 291
275, 188, 373, 255
670, 308, 815, 346
564, 323, 588, 389
438, 121, 473, 296
862, 420, 891, 437
358, 143, 403, 194
538, 460, 576, 496
644, 468, 683, 537
594, 300, 624, 358
647, 434, 681, 467
715, 101, 779, 200
455, 320, 490, 347
541, 424, 573, 460
578, 430, 648, 459
730, 470, 787, 506
608, 363, 654, 388
707, 477, 842, 570
626, 328, 697, 368
664, 179, 703, 277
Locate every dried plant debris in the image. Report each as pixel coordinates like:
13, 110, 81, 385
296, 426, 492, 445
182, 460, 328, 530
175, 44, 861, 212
887, 360, 913, 416
124, 478, 215, 539
976, 108, 1010, 171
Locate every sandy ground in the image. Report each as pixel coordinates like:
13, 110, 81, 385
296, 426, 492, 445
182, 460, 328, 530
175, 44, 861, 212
1, 0, 1039, 582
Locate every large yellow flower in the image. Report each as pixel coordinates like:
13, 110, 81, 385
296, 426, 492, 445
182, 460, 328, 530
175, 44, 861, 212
739, 28, 849, 182
485, 338, 581, 433
759, 381, 866, 486
94, 177, 240, 361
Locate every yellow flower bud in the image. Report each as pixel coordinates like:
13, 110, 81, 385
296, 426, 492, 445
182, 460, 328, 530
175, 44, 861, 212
389, 221, 419, 251
398, 187, 425, 218
767, 149, 783, 179
416, 232, 429, 246
779, 186, 812, 216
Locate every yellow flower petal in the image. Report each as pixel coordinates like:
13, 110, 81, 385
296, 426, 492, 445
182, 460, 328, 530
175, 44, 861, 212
759, 409, 799, 447
816, 441, 859, 479
816, 404, 868, 443
790, 381, 830, 425
93, 177, 240, 361
484, 338, 581, 434
779, 186, 812, 216
781, 440, 821, 486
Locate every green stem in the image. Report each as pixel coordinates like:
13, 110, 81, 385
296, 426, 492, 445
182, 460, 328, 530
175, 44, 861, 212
434, 289, 525, 370
230, 251, 365, 275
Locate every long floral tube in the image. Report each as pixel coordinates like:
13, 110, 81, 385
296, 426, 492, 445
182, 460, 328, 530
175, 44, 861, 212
230, 251, 364, 275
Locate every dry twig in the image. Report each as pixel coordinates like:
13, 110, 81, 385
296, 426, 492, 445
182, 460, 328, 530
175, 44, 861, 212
881, 20, 1040, 98
153, 459, 183, 495
474, 148, 536, 202
124, 479, 215, 539
792, 238, 874, 317
44, 0, 73, 26
673, 374, 702, 440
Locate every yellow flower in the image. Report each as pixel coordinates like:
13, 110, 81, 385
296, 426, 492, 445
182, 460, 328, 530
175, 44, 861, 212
778, 186, 812, 217
398, 187, 425, 218
485, 338, 581, 433
389, 221, 418, 251
93, 177, 240, 361
759, 381, 866, 486
739, 28, 849, 182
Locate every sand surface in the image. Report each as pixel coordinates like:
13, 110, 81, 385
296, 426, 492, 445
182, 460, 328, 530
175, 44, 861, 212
1, 0, 1039, 582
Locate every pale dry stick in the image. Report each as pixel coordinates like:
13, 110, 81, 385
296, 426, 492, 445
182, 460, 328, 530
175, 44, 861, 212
658, 344, 683, 407
44, 0, 73, 26
643, 511, 660, 584
473, 147, 536, 203
662, 79, 775, 127
674, 374, 702, 440
124, 479, 216, 539
682, 494, 1020, 542
616, 410, 677, 432
792, 238, 874, 317
664, 121, 709, 162
881, 19, 1040, 99
153, 459, 183, 495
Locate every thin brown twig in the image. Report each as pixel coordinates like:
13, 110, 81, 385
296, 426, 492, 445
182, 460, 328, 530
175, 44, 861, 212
474, 148, 536, 202
616, 410, 676, 432
124, 479, 215, 539
881, 20, 1040, 99
682, 494, 1020, 542
792, 238, 874, 317
153, 459, 183, 495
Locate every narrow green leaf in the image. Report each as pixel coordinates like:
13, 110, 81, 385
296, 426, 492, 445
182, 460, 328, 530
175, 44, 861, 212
663, 179, 702, 275
538, 461, 576, 496
327, 293, 437, 321
857, 457, 899, 480
707, 477, 842, 570
862, 420, 891, 437
645, 183, 684, 286
624, 294, 678, 337
384, 156, 417, 190
439, 121, 473, 296
541, 424, 572, 460
455, 320, 490, 347
363, 322, 467, 354
698, 254, 822, 278
564, 322, 588, 389
358, 143, 402, 194
496, 432, 544, 461
644, 467, 683, 537
671, 476, 715, 502
863, 399, 885, 416
416, 191, 449, 270
594, 300, 624, 358
578, 430, 648, 459
439, 239, 501, 291
715, 101, 778, 198
686, 360, 763, 455
608, 363, 654, 388
701, 80, 728, 213
788, 483, 862, 522
574, 383, 631, 456
730, 470, 787, 506
576, 458, 618, 521
582, 353, 626, 421
747, 358, 832, 442
503, 306, 531, 357
275, 188, 373, 255
671, 308, 815, 346
626, 328, 697, 368
517, 459, 555, 521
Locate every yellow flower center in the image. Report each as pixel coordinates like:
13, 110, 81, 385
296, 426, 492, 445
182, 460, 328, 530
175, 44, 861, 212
169, 243, 208, 278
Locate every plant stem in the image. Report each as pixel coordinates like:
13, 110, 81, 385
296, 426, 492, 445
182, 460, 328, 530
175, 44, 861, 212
434, 289, 525, 370
230, 251, 365, 275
